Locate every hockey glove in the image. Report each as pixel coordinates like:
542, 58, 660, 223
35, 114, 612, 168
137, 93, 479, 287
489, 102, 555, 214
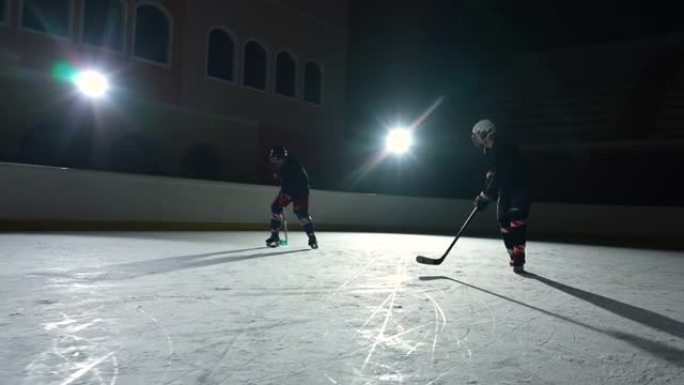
474, 192, 491, 211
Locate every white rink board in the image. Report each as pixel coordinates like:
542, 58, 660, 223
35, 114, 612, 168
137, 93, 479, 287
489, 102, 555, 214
1, 162, 683, 244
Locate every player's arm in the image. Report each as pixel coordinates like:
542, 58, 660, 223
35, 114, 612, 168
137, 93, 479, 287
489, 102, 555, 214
482, 169, 496, 197
474, 169, 495, 210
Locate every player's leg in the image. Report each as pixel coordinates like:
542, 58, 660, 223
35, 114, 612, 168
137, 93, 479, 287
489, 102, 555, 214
507, 190, 532, 272
267, 193, 292, 247
293, 196, 317, 249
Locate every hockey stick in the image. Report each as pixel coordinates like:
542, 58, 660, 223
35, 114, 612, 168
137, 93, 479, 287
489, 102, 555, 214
279, 208, 288, 246
416, 206, 479, 265
416, 178, 494, 265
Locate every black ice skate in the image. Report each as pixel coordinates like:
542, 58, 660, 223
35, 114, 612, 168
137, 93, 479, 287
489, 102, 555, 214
509, 249, 525, 273
308, 234, 318, 249
266, 233, 280, 247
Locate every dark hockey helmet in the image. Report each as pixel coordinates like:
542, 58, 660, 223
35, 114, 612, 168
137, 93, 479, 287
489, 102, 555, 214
268, 145, 288, 161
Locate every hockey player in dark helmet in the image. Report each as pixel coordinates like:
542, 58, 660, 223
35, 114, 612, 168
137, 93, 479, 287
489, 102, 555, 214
471, 119, 531, 273
266, 145, 318, 249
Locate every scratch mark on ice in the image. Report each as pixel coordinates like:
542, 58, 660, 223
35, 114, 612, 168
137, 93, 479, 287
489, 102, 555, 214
59, 351, 115, 385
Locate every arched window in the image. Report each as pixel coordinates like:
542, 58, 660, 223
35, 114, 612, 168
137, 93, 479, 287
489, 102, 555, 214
207, 28, 235, 81
21, 0, 70, 37
82, 0, 125, 50
275, 52, 296, 97
243, 41, 267, 90
304, 62, 322, 104
133, 3, 172, 65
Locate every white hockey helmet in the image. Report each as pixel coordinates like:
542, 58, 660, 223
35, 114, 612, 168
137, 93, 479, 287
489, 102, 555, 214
471, 119, 496, 146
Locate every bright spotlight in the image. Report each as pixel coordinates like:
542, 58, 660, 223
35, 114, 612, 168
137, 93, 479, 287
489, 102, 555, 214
385, 128, 413, 154
74, 70, 109, 99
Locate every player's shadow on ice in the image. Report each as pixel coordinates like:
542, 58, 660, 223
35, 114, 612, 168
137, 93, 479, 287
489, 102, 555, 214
420, 275, 684, 366
100, 247, 310, 279
519, 272, 684, 340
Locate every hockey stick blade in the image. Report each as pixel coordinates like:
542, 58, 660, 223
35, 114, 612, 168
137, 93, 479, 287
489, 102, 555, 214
416, 255, 444, 265
414, 206, 480, 266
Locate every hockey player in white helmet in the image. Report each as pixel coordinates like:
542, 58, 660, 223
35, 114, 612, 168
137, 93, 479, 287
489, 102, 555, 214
471, 119, 531, 273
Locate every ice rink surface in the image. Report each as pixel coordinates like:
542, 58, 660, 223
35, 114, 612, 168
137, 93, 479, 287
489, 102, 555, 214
1, 231, 682, 385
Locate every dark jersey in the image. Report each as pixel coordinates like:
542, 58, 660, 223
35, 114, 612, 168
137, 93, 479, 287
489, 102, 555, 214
275, 157, 310, 198
483, 137, 530, 196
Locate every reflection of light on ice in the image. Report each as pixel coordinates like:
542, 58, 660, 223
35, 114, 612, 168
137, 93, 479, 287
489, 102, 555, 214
378, 372, 404, 382
69, 318, 104, 333
27, 314, 119, 385
58, 351, 115, 385
351, 366, 408, 384
324, 372, 339, 384
44, 314, 104, 333
43, 314, 77, 331
352, 255, 451, 383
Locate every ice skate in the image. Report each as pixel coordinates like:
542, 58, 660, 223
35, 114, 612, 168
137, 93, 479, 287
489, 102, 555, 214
308, 234, 318, 249
266, 232, 280, 247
